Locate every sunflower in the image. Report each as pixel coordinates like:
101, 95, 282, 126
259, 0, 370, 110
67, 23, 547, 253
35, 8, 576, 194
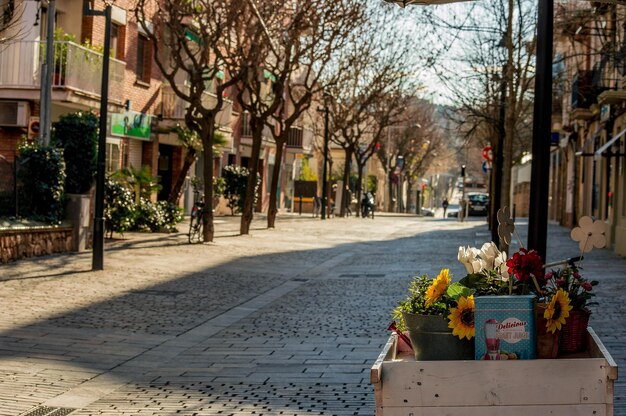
425, 269, 451, 307
448, 295, 475, 340
544, 289, 573, 333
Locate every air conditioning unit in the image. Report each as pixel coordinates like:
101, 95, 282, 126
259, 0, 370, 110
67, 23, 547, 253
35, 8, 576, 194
0, 101, 30, 127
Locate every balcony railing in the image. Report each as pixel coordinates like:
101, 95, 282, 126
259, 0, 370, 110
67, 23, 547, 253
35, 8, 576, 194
161, 85, 233, 128
287, 127, 303, 148
0, 40, 125, 98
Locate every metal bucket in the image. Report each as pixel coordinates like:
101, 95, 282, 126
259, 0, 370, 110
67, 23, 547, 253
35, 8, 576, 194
402, 312, 474, 361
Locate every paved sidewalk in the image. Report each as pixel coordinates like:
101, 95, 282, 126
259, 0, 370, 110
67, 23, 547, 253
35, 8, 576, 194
0, 213, 624, 415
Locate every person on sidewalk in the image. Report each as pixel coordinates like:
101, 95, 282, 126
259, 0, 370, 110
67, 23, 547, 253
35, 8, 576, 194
442, 198, 449, 218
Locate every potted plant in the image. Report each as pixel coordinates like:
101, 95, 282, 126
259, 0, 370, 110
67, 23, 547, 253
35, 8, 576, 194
393, 269, 474, 361
544, 264, 597, 354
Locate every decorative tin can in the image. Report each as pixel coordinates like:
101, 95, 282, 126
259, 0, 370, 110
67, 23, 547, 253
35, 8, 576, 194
474, 295, 536, 360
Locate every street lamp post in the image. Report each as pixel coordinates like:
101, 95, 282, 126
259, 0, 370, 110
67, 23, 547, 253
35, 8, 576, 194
84, 1, 112, 271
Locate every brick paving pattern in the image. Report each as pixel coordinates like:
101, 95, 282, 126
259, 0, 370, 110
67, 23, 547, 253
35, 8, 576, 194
0, 214, 624, 415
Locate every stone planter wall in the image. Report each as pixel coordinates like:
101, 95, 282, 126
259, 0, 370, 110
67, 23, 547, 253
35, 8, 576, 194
0, 227, 74, 264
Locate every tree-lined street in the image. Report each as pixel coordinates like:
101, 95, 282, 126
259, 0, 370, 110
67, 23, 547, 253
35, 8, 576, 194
0, 214, 624, 415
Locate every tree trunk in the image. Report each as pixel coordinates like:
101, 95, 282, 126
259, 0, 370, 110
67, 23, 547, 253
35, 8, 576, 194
388, 171, 395, 213
404, 180, 410, 213
340, 147, 352, 217
201, 121, 216, 242
355, 162, 364, 217
240, 118, 263, 235
267, 139, 285, 228
167, 147, 197, 205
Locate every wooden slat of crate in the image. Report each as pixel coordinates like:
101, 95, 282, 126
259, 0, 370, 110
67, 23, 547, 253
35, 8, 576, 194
372, 327, 617, 416
381, 404, 606, 416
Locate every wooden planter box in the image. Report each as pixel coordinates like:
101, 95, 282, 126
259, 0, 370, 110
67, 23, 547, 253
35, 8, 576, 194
371, 327, 618, 416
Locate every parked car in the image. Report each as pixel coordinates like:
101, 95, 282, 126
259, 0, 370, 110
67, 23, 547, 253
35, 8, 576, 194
467, 193, 489, 216
447, 204, 460, 218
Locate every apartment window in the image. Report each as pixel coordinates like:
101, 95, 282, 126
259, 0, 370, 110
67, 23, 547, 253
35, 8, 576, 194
136, 34, 151, 83
106, 141, 122, 172
110, 24, 126, 60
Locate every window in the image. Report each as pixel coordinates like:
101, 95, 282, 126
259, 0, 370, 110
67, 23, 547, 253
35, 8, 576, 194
106, 141, 122, 172
136, 34, 151, 83
110, 24, 125, 60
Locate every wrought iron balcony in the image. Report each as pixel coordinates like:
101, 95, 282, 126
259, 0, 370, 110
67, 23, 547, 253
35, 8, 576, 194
161, 84, 233, 129
0, 40, 125, 99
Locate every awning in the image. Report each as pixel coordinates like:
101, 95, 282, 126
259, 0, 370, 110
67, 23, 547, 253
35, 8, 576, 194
574, 127, 601, 157
594, 127, 626, 160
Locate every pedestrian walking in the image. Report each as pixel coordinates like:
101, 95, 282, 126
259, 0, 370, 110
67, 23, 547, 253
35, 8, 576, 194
442, 198, 449, 218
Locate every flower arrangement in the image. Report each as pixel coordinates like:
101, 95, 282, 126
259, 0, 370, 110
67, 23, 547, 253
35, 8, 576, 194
390, 210, 605, 360
393, 269, 474, 337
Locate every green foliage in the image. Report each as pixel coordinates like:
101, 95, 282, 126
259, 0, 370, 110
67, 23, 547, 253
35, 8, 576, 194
104, 176, 136, 236
298, 157, 317, 181
458, 271, 508, 296
52, 111, 98, 194
134, 198, 166, 232
367, 174, 378, 194
157, 201, 184, 232
222, 165, 259, 215
16, 140, 66, 223
113, 165, 161, 204
213, 176, 226, 197
104, 175, 182, 237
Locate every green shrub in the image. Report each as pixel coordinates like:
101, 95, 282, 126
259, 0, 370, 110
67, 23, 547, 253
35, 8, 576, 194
17, 140, 66, 223
52, 111, 98, 194
134, 198, 165, 232
157, 201, 183, 232
104, 175, 183, 236
104, 176, 136, 237
222, 165, 255, 215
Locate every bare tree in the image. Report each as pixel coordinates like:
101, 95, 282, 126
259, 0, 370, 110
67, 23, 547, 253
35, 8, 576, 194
135, 0, 244, 242
352, 90, 409, 216
0, 0, 24, 44
263, 0, 364, 228
420, 0, 536, 216
325, 6, 420, 216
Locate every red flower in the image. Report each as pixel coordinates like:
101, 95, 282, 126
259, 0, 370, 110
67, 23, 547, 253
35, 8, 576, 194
506, 248, 544, 286
581, 282, 593, 291
556, 278, 566, 287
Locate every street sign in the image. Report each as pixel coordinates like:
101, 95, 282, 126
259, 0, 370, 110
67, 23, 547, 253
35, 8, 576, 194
482, 161, 492, 174
482, 146, 493, 162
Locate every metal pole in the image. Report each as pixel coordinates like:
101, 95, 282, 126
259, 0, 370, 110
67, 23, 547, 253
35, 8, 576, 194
320, 106, 329, 220
91, 4, 112, 271
40, 0, 55, 146
492, 65, 506, 247
528, 0, 553, 261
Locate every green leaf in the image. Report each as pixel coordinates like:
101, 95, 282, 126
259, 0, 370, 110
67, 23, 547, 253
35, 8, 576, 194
446, 282, 473, 300
459, 273, 485, 288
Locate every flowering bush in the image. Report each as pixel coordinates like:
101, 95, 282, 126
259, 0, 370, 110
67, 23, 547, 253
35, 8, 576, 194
545, 265, 597, 314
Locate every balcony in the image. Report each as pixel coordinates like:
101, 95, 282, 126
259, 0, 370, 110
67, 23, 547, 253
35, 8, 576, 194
570, 70, 595, 120
161, 85, 233, 130
0, 40, 125, 102
287, 127, 303, 148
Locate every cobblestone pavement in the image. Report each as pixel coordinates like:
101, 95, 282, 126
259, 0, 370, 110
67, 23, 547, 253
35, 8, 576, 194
0, 213, 624, 415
